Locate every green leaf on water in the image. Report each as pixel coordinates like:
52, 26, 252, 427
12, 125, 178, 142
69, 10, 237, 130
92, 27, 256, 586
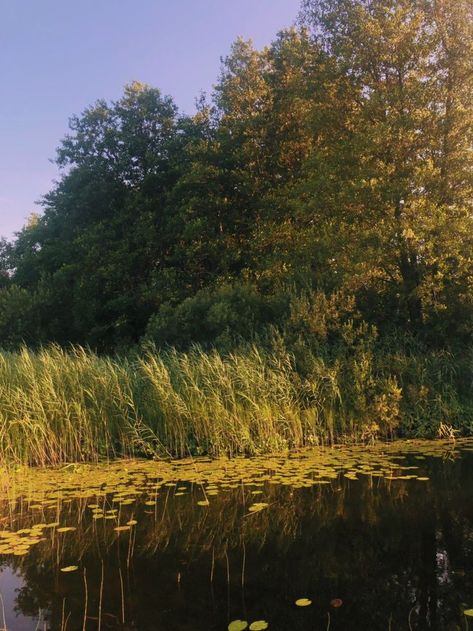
249, 621, 268, 630
295, 598, 312, 607
464, 609, 473, 617
248, 503, 269, 513
60, 566, 78, 572
228, 621, 248, 631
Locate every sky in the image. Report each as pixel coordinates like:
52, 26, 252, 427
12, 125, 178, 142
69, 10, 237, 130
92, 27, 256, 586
0, 0, 299, 240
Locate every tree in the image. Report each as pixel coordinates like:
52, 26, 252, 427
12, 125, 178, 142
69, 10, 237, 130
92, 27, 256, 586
3, 1, 473, 351
0, 286, 39, 347
298, 0, 473, 335
0, 238, 12, 289
9, 83, 183, 349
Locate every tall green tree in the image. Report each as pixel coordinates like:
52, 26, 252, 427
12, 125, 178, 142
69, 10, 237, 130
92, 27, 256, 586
3, 1, 473, 350
11, 83, 183, 348
298, 0, 473, 335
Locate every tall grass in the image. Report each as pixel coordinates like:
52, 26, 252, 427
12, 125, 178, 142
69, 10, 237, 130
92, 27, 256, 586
0, 343, 471, 464
0, 346, 136, 465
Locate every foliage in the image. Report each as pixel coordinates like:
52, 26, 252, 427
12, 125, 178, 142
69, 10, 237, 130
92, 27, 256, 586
0, 343, 471, 464
145, 282, 286, 351
1, 1, 473, 447
0, 286, 40, 348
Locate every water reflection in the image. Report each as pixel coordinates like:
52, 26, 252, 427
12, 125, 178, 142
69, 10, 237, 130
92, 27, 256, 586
0, 441, 473, 629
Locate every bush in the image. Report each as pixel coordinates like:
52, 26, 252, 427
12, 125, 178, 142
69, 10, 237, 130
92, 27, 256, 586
145, 282, 286, 351
0, 286, 40, 348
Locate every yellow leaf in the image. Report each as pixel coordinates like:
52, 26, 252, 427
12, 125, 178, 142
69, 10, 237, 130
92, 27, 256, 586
295, 598, 312, 607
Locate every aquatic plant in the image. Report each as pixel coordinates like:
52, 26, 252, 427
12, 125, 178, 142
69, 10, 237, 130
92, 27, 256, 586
0, 344, 471, 464
0, 439, 469, 628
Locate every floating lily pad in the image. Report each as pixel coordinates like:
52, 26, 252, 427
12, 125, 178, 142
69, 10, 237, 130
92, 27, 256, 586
295, 598, 312, 607
249, 621, 268, 630
248, 503, 269, 513
228, 620, 248, 631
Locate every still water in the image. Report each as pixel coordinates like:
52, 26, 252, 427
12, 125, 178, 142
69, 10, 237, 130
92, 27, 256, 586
0, 440, 473, 630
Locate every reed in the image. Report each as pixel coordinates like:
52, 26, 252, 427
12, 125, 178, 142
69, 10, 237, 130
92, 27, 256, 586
0, 346, 136, 465
0, 343, 470, 464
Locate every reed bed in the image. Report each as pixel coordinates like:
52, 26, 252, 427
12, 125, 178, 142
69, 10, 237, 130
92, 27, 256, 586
0, 344, 470, 464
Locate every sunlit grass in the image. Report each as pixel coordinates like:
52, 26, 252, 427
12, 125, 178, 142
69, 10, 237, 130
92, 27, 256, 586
0, 344, 469, 464
0, 345, 331, 464
0, 346, 136, 465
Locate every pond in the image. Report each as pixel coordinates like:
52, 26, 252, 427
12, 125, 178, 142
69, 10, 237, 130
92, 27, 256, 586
1, 439, 473, 630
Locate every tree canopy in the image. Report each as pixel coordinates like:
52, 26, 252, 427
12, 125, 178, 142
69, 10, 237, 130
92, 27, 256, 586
2, 0, 473, 352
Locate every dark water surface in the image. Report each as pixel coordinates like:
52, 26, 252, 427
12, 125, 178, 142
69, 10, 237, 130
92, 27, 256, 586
1, 440, 473, 630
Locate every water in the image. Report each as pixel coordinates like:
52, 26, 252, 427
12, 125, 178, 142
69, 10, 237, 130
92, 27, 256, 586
1, 440, 473, 630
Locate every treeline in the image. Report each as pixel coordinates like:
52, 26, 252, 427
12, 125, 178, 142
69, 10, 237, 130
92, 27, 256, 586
1, 0, 473, 440
2, 0, 473, 352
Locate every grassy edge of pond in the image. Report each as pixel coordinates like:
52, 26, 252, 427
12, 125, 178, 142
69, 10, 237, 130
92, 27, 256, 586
0, 343, 472, 466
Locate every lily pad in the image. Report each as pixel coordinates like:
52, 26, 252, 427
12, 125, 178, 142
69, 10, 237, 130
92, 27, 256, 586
295, 598, 312, 607
228, 621, 248, 631
248, 503, 269, 513
57, 527, 76, 533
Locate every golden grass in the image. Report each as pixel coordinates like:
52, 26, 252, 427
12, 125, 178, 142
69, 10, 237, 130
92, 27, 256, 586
0, 343, 467, 464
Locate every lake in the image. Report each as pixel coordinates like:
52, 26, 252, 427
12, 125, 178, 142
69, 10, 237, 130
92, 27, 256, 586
0, 439, 473, 630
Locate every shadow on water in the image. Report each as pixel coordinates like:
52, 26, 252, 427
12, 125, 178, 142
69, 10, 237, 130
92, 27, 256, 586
0, 440, 473, 629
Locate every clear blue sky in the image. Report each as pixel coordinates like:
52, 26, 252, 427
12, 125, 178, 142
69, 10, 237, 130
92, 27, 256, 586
0, 0, 299, 240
